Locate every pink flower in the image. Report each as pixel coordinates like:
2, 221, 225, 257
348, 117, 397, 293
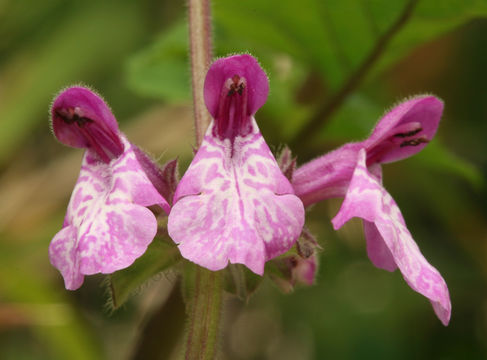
293, 96, 451, 325
167, 55, 305, 275
49, 87, 170, 290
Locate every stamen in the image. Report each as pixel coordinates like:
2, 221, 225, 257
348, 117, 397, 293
389, 122, 428, 147
227, 75, 245, 96
399, 135, 429, 147
55, 107, 93, 127
54, 106, 124, 163
214, 74, 250, 142
392, 122, 422, 138
394, 128, 422, 138
367, 122, 429, 164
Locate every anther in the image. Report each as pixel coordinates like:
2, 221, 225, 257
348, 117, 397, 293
394, 128, 422, 138
227, 75, 245, 96
55, 107, 93, 127
215, 74, 250, 142
399, 135, 429, 147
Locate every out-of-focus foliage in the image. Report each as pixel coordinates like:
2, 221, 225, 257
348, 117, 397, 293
109, 239, 181, 310
128, 0, 487, 116
0, 0, 486, 359
128, 0, 483, 186
214, 0, 487, 87
0, 0, 148, 167
0, 237, 102, 360
126, 22, 190, 102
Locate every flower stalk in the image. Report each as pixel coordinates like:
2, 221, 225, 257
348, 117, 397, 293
183, 266, 223, 360
185, 1, 223, 359
188, 0, 213, 146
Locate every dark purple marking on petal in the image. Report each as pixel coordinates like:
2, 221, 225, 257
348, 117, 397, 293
365, 96, 443, 164
51, 86, 124, 163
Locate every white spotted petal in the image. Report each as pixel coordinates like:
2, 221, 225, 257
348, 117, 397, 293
49, 136, 169, 290
332, 149, 451, 325
168, 119, 305, 275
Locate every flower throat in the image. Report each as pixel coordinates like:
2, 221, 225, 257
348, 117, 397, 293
213, 75, 251, 142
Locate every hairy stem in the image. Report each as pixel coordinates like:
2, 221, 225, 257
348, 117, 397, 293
291, 0, 419, 148
183, 266, 223, 360
185, 2, 223, 359
188, 0, 213, 147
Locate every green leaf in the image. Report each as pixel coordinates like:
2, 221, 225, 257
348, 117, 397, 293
214, 0, 487, 90
411, 139, 483, 189
320, 93, 383, 142
371, 0, 487, 77
108, 238, 181, 309
125, 21, 190, 101
214, 0, 345, 86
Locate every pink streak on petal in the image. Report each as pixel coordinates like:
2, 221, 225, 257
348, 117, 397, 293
204, 54, 269, 118
49, 226, 84, 290
49, 136, 167, 290
168, 118, 304, 275
332, 149, 451, 325
362, 164, 396, 271
365, 96, 443, 164
77, 204, 157, 275
292, 143, 361, 206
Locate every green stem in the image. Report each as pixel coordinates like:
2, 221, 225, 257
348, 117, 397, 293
185, 1, 222, 359
188, 0, 213, 147
183, 266, 223, 360
291, 0, 419, 150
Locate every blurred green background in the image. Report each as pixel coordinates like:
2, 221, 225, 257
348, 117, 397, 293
0, 0, 486, 359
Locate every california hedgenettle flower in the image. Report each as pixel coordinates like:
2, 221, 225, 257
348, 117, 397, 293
167, 55, 305, 275
49, 86, 170, 290
293, 96, 451, 325
49, 58, 450, 325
